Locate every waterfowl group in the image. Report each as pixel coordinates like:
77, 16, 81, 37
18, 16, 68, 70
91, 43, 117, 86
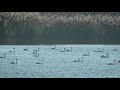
0, 46, 120, 67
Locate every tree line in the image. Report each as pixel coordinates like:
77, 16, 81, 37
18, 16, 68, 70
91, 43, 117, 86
0, 12, 120, 44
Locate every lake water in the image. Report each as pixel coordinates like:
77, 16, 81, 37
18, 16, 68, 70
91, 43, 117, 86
0, 45, 120, 78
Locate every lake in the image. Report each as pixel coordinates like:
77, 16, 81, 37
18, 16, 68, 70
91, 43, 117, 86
0, 45, 120, 78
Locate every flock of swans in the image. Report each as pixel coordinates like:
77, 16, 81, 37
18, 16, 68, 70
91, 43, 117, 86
0, 46, 120, 66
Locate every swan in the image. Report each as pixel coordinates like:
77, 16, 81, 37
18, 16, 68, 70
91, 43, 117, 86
24, 48, 28, 51
94, 48, 100, 52
73, 57, 83, 62
10, 59, 17, 64
100, 53, 109, 58
9, 48, 15, 53
32, 51, 37, 54
94, 48, 104, 52
107, 60, 116, 65
113, 48, 118, 51
35, 57, 44, 64
33, 54, 39, 57
32, 49, 39, 54
9, 51, 13, 52
51, 46, 56, 50
83, 52, 89, 56
78, 57, 83, 62
35, 62, 41, 64
33, 50, 37, 51
73, 58, 78, 62
60, 48, 66, 52
0, 53, 6, 59
94, 50, 98, 52
66, 49, 70, 51
99, 48, 104, 52
66, 47, 72, 52
51, 48, 54, 50
73, 60, 78, 62
33, 48, 39, 52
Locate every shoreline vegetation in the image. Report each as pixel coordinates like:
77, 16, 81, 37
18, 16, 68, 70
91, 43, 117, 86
0, 40, 120, 45
0, 12, 120, 45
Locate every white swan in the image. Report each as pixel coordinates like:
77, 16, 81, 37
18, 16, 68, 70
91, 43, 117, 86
24, 48, 28, 51
66, 47, 72, 52
33, 54, 39, 57
33, 48, 39, 52
107, 60, 116, 65
113, 48, 118, 51
32, 51, 37, 54
11, 59, 17, 64
60, 48, 66, 52
100, 53, 109, 58
35, 57, 44, 64
9, 48, 15, 53
0, 53, 6, 59
73, 57, 83, 62
83, 52, 89, 56
51, 46, 56, 50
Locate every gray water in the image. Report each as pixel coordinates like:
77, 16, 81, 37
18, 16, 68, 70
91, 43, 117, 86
0, 45, 120, 78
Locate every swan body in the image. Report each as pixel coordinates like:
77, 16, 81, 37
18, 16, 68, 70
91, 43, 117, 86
83, 52, 89, 56
100, 53, 109, 58
10, 59, 17, 64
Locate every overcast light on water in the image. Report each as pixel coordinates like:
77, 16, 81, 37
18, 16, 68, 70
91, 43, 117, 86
0, 45, 120, 78
1, 12, 120, 78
